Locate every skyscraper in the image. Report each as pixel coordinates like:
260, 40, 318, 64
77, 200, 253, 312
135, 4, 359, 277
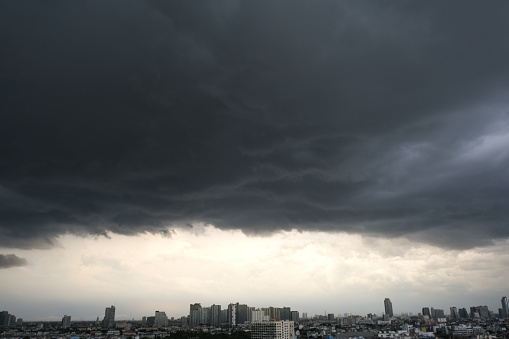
201, 307, 210, 326
0, 312, 10, 326
384, 298, 393, 318
189, 303, 202, 328
450, 307, 459, 320
61, 315, 71, 328
227, 303, 237, 327
102, 306, 115, 328
422, 307, 430, 318
237, 304, 249, 325
280, 307, 291, 321
210, 305, 221, 327
501, 296, 509, 318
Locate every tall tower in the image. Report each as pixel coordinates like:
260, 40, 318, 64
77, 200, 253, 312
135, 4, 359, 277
384, 298, 393, 318
210, 304, 221, 327
61, 315, 71, 328
227, 303, 237, 327
102, 306, 115, 328
189, 303, 202, 328
501, 296, 509, 318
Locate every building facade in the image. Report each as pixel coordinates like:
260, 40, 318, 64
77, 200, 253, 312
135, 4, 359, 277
251, 321, 294, 339
154, 311, 168, 327
61, 315, 71, 328
102, 306, 115, 328
384, 298, 393, 318
189, 303, 202, 327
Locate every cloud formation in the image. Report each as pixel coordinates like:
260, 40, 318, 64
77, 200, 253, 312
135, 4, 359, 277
1, 1, 509, 249
0, 254, 27, 269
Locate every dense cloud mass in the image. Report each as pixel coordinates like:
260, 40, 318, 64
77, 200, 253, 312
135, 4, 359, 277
1, 1, 509, 250
0, 254, 27, 269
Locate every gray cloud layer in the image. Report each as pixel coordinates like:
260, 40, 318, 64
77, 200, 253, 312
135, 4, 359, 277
0, 254, 27, 269
1, 1, 509, 249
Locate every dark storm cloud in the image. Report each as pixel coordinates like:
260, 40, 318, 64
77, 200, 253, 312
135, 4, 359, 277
2, 1, 509, 249
0, 254, 27, 269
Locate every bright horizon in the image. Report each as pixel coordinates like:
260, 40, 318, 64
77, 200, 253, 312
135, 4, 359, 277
4, 226, 509, 321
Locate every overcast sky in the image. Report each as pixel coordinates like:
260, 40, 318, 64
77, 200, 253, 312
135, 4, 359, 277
1, 1, 509, 321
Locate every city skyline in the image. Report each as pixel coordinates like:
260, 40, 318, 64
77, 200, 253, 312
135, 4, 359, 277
2, 1, 509, 322
3, 295, 509, 322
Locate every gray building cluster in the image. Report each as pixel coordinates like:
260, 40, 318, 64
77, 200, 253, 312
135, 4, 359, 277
188, 303, 299, 328
0, 311, 21, 327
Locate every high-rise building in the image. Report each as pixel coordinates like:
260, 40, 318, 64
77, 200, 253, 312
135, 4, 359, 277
102, 306, 115, 328
478, 306, 489, 319
422, 307, 430, 318
228, 303, 237, 327
501, 297, 509, 318
201, 307, 210, 326
290, 311, 299, 322
264, 307, 280, 321
384, 298, 393, 318
252, 309, 270, 322
189, 303, 202, 327
210, 305, 221, 327
220, 309, 228, 323
458, 308, 468, 319
280, 307, 291, 321
237, 304, 249, 325
450, 307, 459, 320
0, 311, 10, 326
434, 309, 445, 319
155, 311, 168, 327
61, 315, 71, 328
251, 321, 294, 339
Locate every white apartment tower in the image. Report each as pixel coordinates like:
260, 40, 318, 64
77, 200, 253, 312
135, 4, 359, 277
251, 320, 295, 339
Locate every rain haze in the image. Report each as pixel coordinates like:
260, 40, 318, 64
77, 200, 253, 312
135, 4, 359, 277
1, 1, 509, 321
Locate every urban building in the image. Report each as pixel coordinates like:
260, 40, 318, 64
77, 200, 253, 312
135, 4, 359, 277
280, 307, 291, 321
450, 307, 459, 320
501, 297, 509, 318
228, 303, 237, 327
201, 307, 210, 326
237, 304, 249, 324
154, 311, 168, 327
458, 308, 469, 319
61, 315, 71, 328
384, 298, 393, 318
0, 311, 10, 326
251, 320, 295, 339
252, 309, 270, 322
290, 311, 299, 322
210, 304, 221, 327
434, 309, 445, 319
220, 309, 228, 323
478, 306, 490, 319
422, 307, 430, 318
102, 306, 115, 328
189, 303, 202, 327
